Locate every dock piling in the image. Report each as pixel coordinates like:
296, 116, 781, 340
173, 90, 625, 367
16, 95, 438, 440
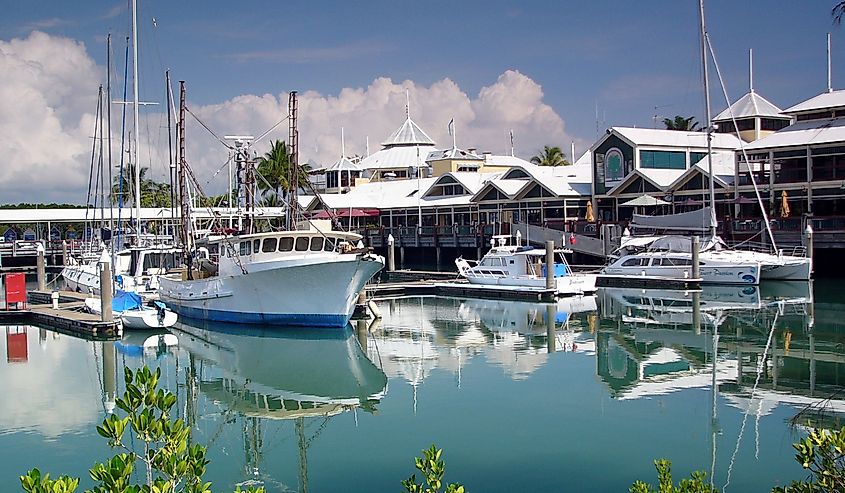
36, 244, 46, 291
99, 258, 113, 322
546, 303, 556, 353
62, 241, 68, 266
545, 240, 555, 290
691, 236, 700, 280
804, 223, 814, 275
387, 234, 395, 272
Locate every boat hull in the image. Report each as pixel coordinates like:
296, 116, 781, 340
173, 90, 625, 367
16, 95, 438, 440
158, 254, 384, 328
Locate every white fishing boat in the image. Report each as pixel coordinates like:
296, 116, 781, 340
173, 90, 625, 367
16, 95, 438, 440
85, 289, 178, 329
601, 235, 761, 285
158, 229, 385, 327
455, 235, 597, 295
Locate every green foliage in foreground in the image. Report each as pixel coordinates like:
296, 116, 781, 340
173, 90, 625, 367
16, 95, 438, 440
634, 426, 845, 493
20, 366, 264, 493
630, 460, 717, 493
773, 427, 845, 492
402, 445, 465, 493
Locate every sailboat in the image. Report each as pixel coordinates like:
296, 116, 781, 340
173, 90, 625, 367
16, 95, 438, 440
601, 0, 811, 283
157, 96, 385, 328
62, 1, 182, 295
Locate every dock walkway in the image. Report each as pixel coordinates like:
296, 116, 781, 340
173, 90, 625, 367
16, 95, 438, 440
0, 289, 121, 339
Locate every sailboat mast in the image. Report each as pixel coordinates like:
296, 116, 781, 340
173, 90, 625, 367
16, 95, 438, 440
131, 0, 142, 242
699, 0, 716, 237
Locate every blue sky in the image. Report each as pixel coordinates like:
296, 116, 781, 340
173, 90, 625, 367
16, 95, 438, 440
3, 0, 841, 141
0, 1, 843, 202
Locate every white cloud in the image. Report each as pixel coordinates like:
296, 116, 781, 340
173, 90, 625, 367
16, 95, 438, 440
0, 31, 581, 203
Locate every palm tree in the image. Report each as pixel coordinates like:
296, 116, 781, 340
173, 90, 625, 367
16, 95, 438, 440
256, 140, 313, 199
530, 145, 570, 166
663, 116, 700, 131
835, 1, 845, 23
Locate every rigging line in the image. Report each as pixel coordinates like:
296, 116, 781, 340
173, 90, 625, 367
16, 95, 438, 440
252, 115, 290, 148
185, 106, 231, 149
85, 88, 103, 250
705, 34, 777, 251
722, 307, 780, 492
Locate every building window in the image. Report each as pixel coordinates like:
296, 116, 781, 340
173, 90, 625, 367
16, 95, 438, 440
690, 152, 707, 165
796, 111, 834, 121
605, 148, 625, 182
760, 118, 790, 131
327, 172, 338, 189
640, 150, 686, 169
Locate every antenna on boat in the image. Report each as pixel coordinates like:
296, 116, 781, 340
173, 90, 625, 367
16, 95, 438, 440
225, 135, 256, 234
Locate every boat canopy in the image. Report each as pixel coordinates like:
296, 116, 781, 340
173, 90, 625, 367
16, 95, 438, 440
631, 206, 716, 232
113, 290, 143, 311
648, 235, 721, 253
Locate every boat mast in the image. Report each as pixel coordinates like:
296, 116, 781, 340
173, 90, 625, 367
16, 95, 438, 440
699, 0, 716, 238
288, 91, 299, 231
166, 70, 175, 236
131, 0, 142, 243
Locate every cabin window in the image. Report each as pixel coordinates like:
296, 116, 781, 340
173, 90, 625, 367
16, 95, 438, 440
253, 240, 260, 252
621, 258, 641, 267
295, 237, 309, 251
324, 238, 335, 251
278, 237, 294, 252
310, 237, 324, 251
262, 238, 277, 253
240, 241, 250, 256
662, 258, 691, 266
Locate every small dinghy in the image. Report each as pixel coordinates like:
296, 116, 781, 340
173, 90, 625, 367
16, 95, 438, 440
86, 290, 178, 330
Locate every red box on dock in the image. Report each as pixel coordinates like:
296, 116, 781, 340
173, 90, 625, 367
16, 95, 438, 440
5, 273, 26, 309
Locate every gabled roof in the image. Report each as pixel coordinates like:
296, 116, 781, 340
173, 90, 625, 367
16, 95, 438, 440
382, 117, 436, 147
743, 116, 845, 151
420, 172, 496, 198
713, 91, 787, 122
668, 153, 735, 191
606, 168, 684, 196
470, 179, 526, 202
783, 89, 845, 115
604, 127, 742, 150
426, 148, 483, 161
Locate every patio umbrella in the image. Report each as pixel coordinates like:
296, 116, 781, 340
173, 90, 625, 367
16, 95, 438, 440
620, 194, 670, 207
780, 190, 790, 218
585, 201, 595, 222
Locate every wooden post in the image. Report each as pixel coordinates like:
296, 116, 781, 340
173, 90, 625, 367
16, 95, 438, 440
61, 240, 68, 266
545, 240, 555, 290
691, 236, 700, 280
100, 260, 113, 322
36, 244, 46, 291
387, 234, 395, 272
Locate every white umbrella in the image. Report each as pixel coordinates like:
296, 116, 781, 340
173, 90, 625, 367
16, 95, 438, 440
620, 194, 670, 207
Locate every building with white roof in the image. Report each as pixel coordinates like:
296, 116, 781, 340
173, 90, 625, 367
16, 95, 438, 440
357, 115, 437, 182
591, 126, 742, 222
737, 88, 845, 218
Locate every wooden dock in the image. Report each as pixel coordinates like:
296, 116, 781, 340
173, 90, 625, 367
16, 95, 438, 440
0, 289, 121, 339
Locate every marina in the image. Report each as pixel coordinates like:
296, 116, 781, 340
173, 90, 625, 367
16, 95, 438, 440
0, 280, 839, 492
3, 0, 845, 490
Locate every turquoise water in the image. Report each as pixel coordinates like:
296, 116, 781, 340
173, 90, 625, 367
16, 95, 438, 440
0, 280, 842, 492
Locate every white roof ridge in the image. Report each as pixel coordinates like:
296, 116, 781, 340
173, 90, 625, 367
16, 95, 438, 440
382, 116, 436, 147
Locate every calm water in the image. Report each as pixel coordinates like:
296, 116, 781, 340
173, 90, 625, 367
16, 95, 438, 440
0, 280, 843, 492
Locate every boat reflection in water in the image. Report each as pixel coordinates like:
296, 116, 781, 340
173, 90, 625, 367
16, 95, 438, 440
173, 318, 388, 419
171, 318, 388, 491
371, 295, 599, 385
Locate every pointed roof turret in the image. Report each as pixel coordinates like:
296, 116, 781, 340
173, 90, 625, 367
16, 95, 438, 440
326, 155, 360, 172
712, 91, 785, 122
381, 117, 436, 147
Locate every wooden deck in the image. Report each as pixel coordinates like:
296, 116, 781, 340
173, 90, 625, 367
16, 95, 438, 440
0, 289, 121, 339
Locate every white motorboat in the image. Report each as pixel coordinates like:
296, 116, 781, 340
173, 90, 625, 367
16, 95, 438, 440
455, 235, 597, 296
85, 290, 178, 329
158, 229, 385, 328
601, 235, 761, 285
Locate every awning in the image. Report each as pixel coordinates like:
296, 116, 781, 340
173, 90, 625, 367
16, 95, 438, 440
313, 208, 380, 219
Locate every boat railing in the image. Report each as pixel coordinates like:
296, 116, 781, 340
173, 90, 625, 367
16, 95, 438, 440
779, 245, 807, 258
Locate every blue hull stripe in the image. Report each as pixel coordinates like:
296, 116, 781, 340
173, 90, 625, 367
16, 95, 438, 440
170, 304, 350, 328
